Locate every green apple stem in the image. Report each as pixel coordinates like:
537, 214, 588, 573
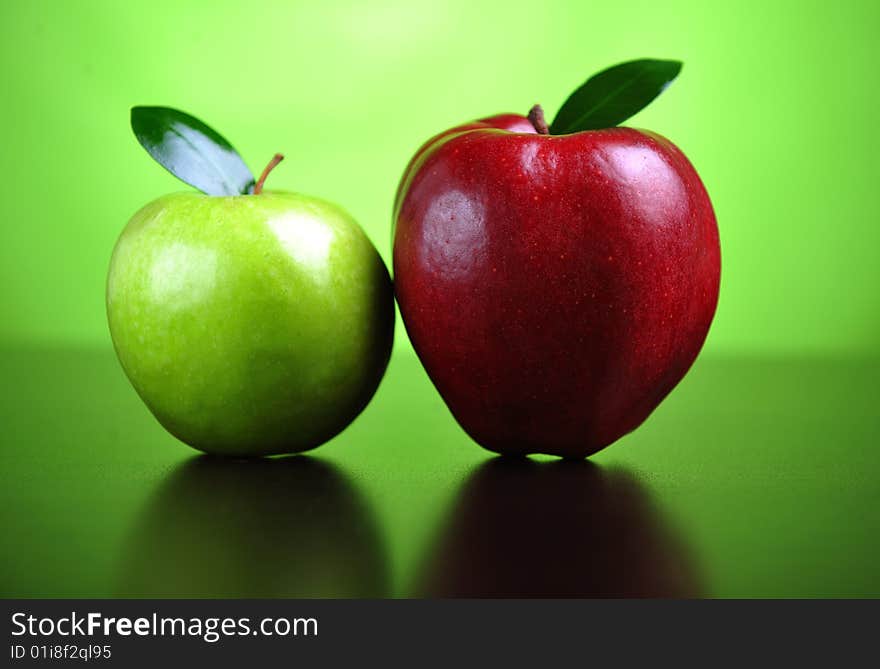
528, 105, 550, 135
253, 153, 285, 194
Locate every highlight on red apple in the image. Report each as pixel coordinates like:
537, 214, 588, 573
393, 59, 720, 459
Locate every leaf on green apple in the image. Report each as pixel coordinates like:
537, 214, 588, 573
131, 106, 255, 196
550, 59, 682, 134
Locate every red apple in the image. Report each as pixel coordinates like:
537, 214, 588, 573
393, 61, 720, 458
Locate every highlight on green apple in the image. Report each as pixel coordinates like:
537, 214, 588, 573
107, 106, 395, 457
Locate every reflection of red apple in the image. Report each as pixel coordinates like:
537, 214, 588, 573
393, 113, 720, 458
414, 459, 702, 597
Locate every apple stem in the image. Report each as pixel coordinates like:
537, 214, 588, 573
528, 104, 550, 135
253, 153, 285, 194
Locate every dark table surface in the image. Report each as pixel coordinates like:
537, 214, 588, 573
1, 346, 877, 598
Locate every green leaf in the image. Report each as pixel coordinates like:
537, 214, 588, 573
549, 59, 682, 134
131, 106, 255, 196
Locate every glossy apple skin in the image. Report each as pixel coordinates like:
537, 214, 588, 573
108, 191, 394, 456
394, 115, 720, 458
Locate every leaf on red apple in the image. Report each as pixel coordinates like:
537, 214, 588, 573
550, 59, 682, 134
131, 106, 255, 196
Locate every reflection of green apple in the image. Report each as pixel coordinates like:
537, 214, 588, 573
108, 191, 394, 455
118, 456, 389, 597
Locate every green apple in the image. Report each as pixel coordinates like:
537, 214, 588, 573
108, 107, 394, 455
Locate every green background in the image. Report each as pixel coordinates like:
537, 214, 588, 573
1, 0, 878, 597
2, 0, 879, 355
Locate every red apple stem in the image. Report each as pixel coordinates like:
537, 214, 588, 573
528, 104, 550, 135
253, 153, 285, 194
